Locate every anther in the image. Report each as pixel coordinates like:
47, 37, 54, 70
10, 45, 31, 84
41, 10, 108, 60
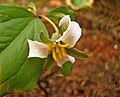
58, 42, 69, 48
52, 48, 58, 62
53, 42, 57, 47
58, 52, 62, 60
61, 47, 67, 57
56, 45, 60, 53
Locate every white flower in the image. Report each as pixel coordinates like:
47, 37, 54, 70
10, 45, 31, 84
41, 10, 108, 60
27, 15, 82, 67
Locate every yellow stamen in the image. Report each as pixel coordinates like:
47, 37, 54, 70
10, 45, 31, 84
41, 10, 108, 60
48, 43, 53, 51
56, 45, 62, 60
58, 52, 62, 60
52, 48, 58, 62
58, 42, 69, 48
61, 47, 67, 57
50, 42, 68, 63
53, 42, 57, 47
56, 45, 60, 53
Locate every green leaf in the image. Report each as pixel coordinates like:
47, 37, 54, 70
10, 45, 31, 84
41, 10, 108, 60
0, 58, 45, 96
42, 54, 55, 71
67, 0, 94, 10
0, 4, 49, 96
67, 48, 88, 59
47, 6, 76, 24
0, 4, 34, 23
27, 2, 36, 11
60, 61, 73, 76
71, 0, 88, 6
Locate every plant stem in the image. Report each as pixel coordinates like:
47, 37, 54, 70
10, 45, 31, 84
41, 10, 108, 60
40, 15, 59, 33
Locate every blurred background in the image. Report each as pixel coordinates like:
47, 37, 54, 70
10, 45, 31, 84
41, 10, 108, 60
1, 0, 120, 97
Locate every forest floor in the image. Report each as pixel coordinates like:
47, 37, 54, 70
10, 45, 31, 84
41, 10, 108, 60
3, 0, 120, 97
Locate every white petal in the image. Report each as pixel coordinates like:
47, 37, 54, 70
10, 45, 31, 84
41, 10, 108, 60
27, 40, 49, 58
59, 15, 71, 26
56, 21, 82, 48
67, 55, 75, 63
57, 55, 75, 67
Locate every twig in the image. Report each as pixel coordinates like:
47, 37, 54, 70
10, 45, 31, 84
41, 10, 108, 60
37, 66, 59, 96
37, 81, 48, 97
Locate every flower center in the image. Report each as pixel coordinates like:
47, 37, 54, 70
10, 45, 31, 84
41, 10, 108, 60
49, 42, 69, 62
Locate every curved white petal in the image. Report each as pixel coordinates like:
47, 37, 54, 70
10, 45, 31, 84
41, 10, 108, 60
57, 21, 82, 48
57, 55, 75, 67
67, 55, 75, 63
27, 40, 49, 58
59, 15, 71, 26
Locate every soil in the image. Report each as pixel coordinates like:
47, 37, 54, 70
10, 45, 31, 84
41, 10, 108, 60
2, 0, 120, 97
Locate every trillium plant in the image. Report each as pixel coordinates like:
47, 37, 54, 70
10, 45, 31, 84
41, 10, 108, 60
0, 2, 88, 97
28, 15, 82, 67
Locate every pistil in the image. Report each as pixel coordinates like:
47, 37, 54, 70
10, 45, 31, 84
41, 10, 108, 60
49, 42, 68, 63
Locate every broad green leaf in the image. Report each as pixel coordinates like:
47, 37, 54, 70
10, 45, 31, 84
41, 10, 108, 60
66, 0, 94, 10
0, 4, 34, 23
0, 4, 49, 96
67, 48, 88, 59
60, 61, 73, 76
0, 58, 45, 96
47, 6, 76, 24
42, 54, 55, 71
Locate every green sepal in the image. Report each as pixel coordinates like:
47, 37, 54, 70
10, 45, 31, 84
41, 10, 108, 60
60, 23, 68, 34
60, 61, 73, 76
40, 32, 50, 43
66, 48, 88, 59
51, 32, 61, 41
42, 54, 55, 71
47, 6, 76, 24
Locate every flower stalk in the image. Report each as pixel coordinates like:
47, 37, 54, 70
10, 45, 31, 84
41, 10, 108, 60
39, 15, 59, 33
